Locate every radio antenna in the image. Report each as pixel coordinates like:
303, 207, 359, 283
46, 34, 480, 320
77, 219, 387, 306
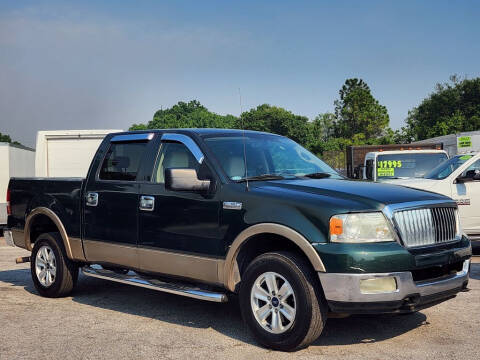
238, 88, 249, 191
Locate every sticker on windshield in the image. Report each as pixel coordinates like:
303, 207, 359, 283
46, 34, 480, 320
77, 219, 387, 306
459, 155, 473, 161
377, 160, 402, 169
377, 168, 394, 177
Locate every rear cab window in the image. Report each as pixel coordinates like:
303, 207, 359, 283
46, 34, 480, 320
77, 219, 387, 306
99, 141, 148, 181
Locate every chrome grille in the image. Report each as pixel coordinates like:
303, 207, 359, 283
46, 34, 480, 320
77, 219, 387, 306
394, 207, 458, 247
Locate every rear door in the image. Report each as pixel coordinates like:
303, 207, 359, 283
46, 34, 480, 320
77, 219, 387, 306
82, 133, 155, 267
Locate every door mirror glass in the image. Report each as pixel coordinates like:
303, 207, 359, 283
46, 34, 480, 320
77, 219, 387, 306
457, 169, 480, 183
165, 168, 211, 192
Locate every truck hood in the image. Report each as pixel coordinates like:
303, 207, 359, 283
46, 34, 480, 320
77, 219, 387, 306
382, 178, 444, 193
251, 178, 450, 209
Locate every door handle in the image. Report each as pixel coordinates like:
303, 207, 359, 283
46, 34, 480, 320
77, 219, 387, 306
86, 192, 98, 207
140, 195, 155, 211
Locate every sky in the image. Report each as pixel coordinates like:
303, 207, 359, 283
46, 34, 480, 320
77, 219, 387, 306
0, 0, 479, 147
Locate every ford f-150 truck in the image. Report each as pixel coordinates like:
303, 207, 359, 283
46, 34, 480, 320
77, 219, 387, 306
4, 129, 472, 351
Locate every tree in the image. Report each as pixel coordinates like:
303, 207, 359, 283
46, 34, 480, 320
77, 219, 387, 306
333, 78, 390, 140
310, 113, 336, 143
0, 132, 21, 145
403, 76, 480, 141
0, 132, 12, 143
130, 100, 237, 130
238, 104, 310, 145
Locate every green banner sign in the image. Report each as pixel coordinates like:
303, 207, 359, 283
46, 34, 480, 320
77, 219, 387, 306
377, 168, 394, 177
458, 136, 472, 148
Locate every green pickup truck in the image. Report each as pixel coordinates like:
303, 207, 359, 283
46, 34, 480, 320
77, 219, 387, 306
5, 129, 471, 351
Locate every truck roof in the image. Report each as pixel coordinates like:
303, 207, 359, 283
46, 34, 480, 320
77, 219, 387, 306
366, 149, 447, 156
0, 142, 35, 152
121, 128, 281, 137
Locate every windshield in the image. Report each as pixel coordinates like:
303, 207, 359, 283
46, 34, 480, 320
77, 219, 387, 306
375, 153, 447, 180
425, 154, 474, 180
203, 134, 341, 181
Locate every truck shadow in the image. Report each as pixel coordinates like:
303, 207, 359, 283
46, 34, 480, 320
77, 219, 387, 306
0, 268, 433, 348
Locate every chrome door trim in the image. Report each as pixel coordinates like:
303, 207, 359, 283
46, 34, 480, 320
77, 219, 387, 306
161, 133, 205, 164
111, 133, 154, 142
139, 195, 155, 211
86, 192, 99, 207
223, 201, 242, 210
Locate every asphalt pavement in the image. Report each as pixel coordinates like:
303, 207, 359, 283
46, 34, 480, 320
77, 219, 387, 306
1, 238, 479, 360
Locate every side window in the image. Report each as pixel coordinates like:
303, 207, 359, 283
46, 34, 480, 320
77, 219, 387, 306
464, 159, 480, 178
153, 142, 199, 183
99, 142, 148, 181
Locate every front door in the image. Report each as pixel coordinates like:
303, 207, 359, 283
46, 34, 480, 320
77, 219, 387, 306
452, 159, 480, 235
83, 134, 153, 267
138, 134, 222, 283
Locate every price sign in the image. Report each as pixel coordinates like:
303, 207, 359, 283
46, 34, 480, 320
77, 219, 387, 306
458, 136, 472, 148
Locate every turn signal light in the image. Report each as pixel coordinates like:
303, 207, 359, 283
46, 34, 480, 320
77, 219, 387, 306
330, 217, 343, 235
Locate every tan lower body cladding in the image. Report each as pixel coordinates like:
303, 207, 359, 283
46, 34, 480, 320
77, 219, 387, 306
82, 240, 224, 286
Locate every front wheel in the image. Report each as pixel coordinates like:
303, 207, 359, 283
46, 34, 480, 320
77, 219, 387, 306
239, 251, 327, 351
31, 232, 78, 297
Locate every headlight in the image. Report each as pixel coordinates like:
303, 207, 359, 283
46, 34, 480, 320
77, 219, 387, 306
329, 212, 394, 243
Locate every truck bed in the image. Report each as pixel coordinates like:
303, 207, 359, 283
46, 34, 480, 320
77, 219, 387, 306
7, 177, 85, 247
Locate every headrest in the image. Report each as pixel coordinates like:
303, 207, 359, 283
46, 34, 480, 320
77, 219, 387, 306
227, 156, 245, 179
112, 156, 130, 170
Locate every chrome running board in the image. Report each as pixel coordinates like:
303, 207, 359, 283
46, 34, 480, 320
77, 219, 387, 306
81, 265, 228, 303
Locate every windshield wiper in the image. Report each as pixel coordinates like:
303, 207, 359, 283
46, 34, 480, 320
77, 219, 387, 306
236, 174, 285, 182
303, 172, 332, 179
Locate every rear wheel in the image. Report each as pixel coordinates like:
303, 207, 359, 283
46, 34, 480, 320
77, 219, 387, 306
239, 251, 327, 351
31, 232, 78, 297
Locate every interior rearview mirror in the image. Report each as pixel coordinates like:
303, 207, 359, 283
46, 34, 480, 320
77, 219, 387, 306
165, 168, 211, 192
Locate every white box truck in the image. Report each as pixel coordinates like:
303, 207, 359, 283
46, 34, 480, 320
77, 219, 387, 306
35, 129, 122, 177
0, 143, 35, 230
413, 131, 480, 157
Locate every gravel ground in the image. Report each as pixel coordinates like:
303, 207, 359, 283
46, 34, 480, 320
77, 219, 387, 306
0, 238, 479, 360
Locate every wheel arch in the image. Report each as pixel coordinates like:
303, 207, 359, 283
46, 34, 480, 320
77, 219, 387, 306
24, 207, 86, 261
223, 223, 326, 292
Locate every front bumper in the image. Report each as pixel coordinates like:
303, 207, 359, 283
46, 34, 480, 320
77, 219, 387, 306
319, 259, 470, 313
4, 230, 15, 247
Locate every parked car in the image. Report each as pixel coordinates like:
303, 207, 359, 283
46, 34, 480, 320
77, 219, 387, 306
4, 129, 471, 351
0, 142, 35, 233
345, 143, 444, 179
363, 149, 448, 181
386, 152, 480, 253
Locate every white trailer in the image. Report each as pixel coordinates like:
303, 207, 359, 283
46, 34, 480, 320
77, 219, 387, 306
0, 143, 35, 228
413, 131, 480, 157
35, 129, 122, 177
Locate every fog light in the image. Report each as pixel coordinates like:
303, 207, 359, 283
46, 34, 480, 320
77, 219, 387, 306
360, 277, 397, 294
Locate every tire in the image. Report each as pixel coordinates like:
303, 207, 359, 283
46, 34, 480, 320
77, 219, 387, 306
239, 251, 327, 351
30, 232, 78, 298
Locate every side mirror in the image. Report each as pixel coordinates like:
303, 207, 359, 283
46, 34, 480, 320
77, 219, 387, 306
165, 168, 211, 192
456, 170, 480, 183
